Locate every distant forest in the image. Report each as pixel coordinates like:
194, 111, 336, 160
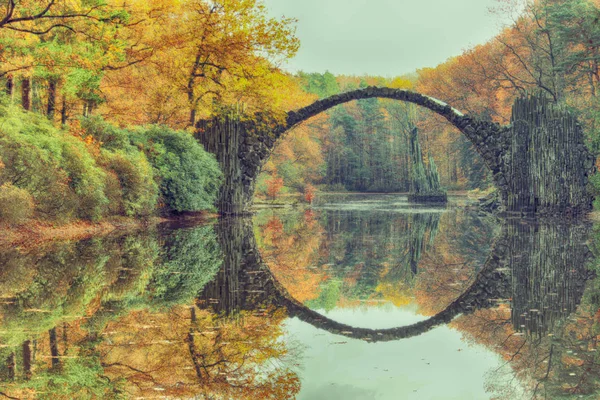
257, 72, 489, 197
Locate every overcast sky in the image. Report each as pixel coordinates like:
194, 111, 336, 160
263, 0, 515, 77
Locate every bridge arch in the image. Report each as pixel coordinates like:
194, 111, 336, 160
200, 217, 592, 343
268, 238, 509, 342
200, 216, 510, 342
199, 89, 594, 216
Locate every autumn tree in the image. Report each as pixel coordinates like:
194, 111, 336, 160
256, 214, 327, 303
304, 183, 315, 204
266, 173, 284, 200
0, 0, 147, 122
0, 1, 109, 34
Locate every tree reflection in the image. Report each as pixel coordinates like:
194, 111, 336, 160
0, 224, 297, 399
98, 306, 299, 399
1, 209, 600, 399
251, 208, 496, 312
451, 220, 596, 399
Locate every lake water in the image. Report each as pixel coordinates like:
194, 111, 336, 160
0, 194, 598, 399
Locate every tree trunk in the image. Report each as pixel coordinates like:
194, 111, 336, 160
6, 353, 15, 381
49, 328, 59, 369
61, 96, 68, 125
22, 341, 31, 380
5, 75, 13, 97
62, 323, 68, 354
47, 78, 57, 120
82, 101, 94, 117
21, 78, 31, 111
189, 107, 197, 128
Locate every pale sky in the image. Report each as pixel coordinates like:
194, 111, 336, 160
263, 0, 514, 77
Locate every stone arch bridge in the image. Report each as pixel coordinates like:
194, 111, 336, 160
198, 88, 595, 217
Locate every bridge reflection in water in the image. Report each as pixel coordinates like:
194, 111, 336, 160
0, 203, 596, 399
196, 210, 598, 398
200, 215, 592, 341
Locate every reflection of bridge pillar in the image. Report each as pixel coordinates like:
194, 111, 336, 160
198, 218, 275, 313
506, 220, 593, 336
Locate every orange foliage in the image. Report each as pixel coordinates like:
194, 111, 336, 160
100, 305, 299, 399
304, 184, 316, 204
266, 174, 284, 200
257, 215, 327, 303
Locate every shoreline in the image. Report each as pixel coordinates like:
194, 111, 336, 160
4, 193, 597, 249
0, 212, 218, 249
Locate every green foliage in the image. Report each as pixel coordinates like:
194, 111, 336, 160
255, 173, 270, 197
0, 102, 221, 224
590, 173, 600, 210
80, 117, 159, 217
0, 222, 226, 397
148, 225, 222, 307
131, 126, 222, 213
297, 71, 340, 98
324, 99, 412, 192
79, 117, 133, 151
307, 279, 342, 312
100, 150, 158, 217
24, 354, 125, 400
0, 100, 108, 221
455, 135, 490, 190
60, 142, 108, 221
0, 222, 221, 347
0, 183, 34, 224
82, 118, 222, 215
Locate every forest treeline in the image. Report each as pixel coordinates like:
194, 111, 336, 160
2, 0, 600, 223
0, 0, 302, 224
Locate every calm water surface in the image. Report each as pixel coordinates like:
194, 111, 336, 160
0, 194, 598, 399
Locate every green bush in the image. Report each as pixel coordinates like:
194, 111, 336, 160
0, 135, 77, 221
0, 101, 108, 221
0, 183, 34, 224
82, 117, 222, 214
100, 150, 158, 217
60, 142, 108, 221
0, 99, 221, 224
79, 116, 132, 151
131, 126, 222, 213
148, 225, 222, 307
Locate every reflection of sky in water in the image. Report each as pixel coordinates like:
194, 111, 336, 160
315, 205, 449, 213
284, 306, 512, 400
310, 302, 429, 327
310, 193, 472, 213
313, 196, 448, 213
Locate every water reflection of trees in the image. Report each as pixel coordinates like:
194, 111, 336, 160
451, 221, 596, 399
251, 208, 497, 312
0, 225, 299, 399
209, 212, 600, 399
1, 212, 600, 399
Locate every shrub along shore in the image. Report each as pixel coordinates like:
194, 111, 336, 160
0, 96, 222, 244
